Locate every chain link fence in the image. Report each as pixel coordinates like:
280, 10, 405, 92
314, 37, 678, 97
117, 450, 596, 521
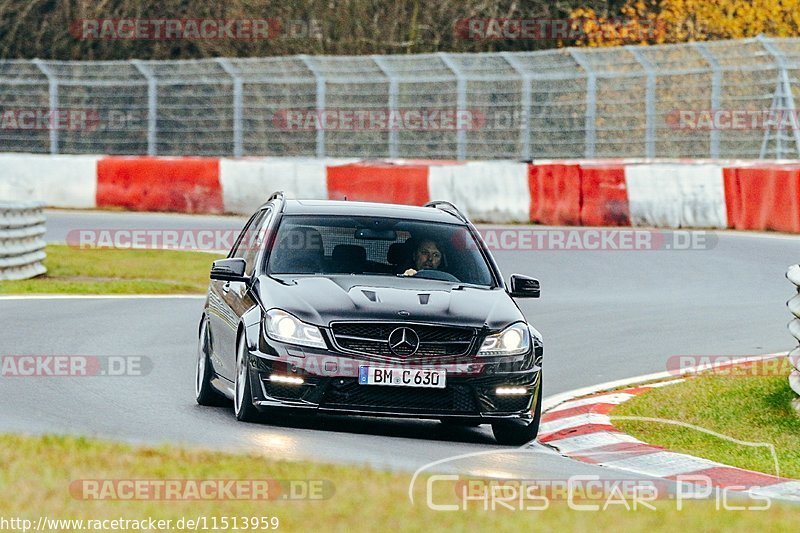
2, 36, 800, 160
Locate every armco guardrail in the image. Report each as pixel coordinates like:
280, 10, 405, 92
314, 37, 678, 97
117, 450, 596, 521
0, 202, 46, 281
786, 264, 800, 396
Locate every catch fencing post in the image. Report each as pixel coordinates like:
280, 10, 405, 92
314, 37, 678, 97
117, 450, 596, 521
130, 60, 158, 156
758, 35, 800, 159
628, 46, 657, 159
31, 60, 59, 154
216, 58, 244, 158
300, 55, 326, 158
371, 55, 399, 159
501, 52, 532, 161
438, 53, 467, 160
693, 42, 722, 159
568, 49, 596, 158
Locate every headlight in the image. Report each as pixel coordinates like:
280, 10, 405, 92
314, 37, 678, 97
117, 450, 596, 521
264, 309, 326, 349
477, 323, 530, 356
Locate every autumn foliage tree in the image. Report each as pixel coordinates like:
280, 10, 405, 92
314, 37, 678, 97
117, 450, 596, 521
0, 0, 592, 60
571, 0, 800, 47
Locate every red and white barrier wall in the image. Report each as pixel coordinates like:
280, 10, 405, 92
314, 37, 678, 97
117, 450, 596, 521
1, 153, 800, 231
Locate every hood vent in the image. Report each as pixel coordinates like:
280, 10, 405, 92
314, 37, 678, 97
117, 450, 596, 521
362, 290, 378, 302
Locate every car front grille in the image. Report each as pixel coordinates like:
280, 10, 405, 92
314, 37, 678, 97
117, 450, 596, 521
320, 378, 479, 414
330, 322, 476, 358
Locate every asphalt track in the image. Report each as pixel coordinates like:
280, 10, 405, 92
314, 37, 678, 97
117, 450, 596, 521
1, 209, 798, 481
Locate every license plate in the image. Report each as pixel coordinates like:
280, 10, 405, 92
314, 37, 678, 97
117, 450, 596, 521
358, 366, 446, 388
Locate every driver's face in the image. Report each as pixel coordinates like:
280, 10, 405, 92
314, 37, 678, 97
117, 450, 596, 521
414, 240, 442, 270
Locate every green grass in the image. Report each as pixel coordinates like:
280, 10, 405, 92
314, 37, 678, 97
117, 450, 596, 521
0, 245, 224, 294
0, 433, 798, 532
613, 361, 800, 479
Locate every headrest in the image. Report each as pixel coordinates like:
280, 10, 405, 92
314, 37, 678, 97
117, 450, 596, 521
332, 244, 367, 263
386, 242, 407, 264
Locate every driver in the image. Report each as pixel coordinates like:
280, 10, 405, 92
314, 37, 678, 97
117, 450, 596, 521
403, 239, 443, 276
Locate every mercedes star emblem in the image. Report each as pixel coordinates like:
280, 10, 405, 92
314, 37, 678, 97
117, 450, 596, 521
388, 327, 420, 357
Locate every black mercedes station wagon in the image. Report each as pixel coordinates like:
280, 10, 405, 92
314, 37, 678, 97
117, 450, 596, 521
196, 192, 543, 445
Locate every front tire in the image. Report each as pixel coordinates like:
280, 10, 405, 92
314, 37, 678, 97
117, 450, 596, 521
234, 334, 260, 422
491, 384, 542, 446
196, 317, 226, 406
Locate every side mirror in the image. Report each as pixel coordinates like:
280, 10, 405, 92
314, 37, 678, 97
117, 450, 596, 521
509, 274, 540, 298
210, 258, 248, 281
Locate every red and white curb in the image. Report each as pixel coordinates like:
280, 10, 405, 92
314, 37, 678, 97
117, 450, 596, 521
538, 355, 800, 502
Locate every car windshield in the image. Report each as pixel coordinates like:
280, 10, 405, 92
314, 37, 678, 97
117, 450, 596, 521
266, 215, 495, 287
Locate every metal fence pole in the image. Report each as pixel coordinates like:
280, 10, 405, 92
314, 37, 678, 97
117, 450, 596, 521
300, 55, 326, 158
31, 60, 59, 154
628, 47, 657, 159
693, 42, 722, 159
438, 53, 467, 160
758, 35, 800, 159
130, 60, 158, 156
216, 58, 244, 157
500, 52, 532, 161
568, 50, 596, 158
371, 55, 399, 159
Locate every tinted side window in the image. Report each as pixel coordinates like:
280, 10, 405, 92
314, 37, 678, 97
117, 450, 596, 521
242, 208, 273, 276
230, 210, 264, 259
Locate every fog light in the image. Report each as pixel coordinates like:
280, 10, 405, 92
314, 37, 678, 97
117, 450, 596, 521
270, 374, 304, 385
496, 386, 527, 395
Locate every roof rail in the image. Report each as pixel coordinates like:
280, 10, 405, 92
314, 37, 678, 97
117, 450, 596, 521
263, 191, 286, 211
423, 200, 468, 223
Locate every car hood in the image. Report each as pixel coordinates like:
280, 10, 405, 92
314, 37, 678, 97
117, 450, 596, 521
255, 274, 524, 330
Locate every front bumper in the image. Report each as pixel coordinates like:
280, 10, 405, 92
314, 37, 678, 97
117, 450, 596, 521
246, 333, 543, 422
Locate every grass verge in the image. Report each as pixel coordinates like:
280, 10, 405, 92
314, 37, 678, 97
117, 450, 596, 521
0, 245, 224, 295
1, 433, 798, 532
613, 359, 800, 479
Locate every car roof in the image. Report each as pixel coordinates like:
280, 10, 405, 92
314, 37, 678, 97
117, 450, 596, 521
279, 199, 466, 224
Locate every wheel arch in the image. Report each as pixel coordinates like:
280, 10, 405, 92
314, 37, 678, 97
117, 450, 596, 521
240, 304, 263, 352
